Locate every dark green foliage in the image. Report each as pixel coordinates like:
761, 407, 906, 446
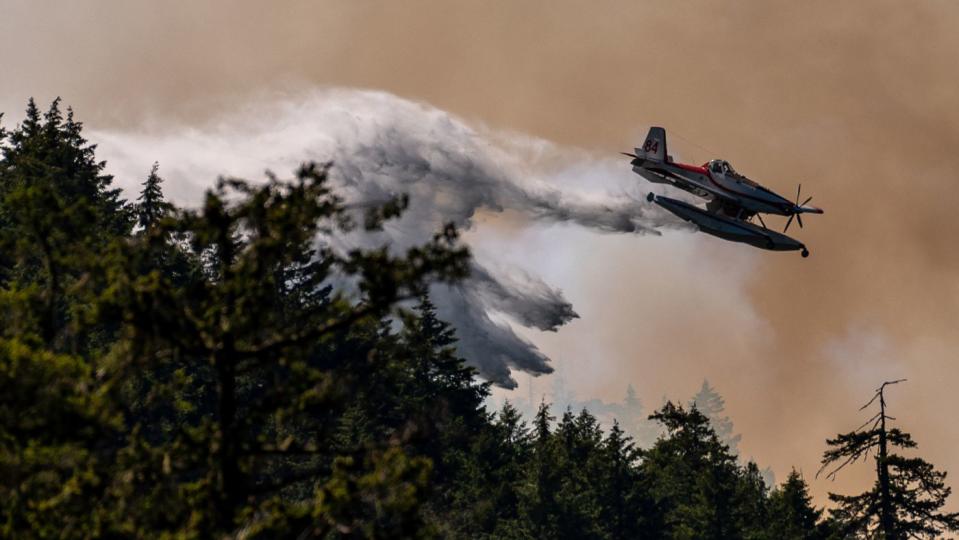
135, 161, 173, 230
0, 98, 132, 349
3, 99, 952, 540
819, 382, 959, 539
639, 402, 747, 539
597, 421, 643, 540
0, 99, 473, 538
99, 164, 471, 536
0, 99, 134, 537
766, 470, 826, 540
0, 339, 119, 538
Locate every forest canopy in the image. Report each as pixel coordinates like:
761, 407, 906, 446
0, 100, 955, 539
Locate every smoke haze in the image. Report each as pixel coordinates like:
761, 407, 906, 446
89, 89, 674, 387
3, 0, 959, 509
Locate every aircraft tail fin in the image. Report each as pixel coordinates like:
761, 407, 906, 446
636, 127, 668, 163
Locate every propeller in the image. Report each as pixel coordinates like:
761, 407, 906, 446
784, 183, 814, 233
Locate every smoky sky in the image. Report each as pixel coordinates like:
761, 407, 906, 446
3, 0, 959, 510
87, 89, 675, 388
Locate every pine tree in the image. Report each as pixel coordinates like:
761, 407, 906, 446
598, 421, 644, 539
819, 380, 959, 539
476, 402, 531, 536
621, 384, 660, 448
518, 401, 563, 538
0, 99, 132, 347
640, 402, 743, 539
692, 379, 741, 456
136, 161, 173, 230
391, 295, 490, 533
553, 408, 605, 539
766, 469, 825, 540
91, 163, 470, 536
0, 100, 134, 536
621, 384, 644, 439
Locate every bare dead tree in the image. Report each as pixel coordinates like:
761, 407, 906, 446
818, 380, 958, 539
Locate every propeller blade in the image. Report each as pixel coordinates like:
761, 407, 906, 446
784, 214, 795, 233
797, 214, 804, 229
757, 213, 767, 229
796, 184, 802, 204
801, 195, 813, 207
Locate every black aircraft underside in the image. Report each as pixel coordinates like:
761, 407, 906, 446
647, 193, 808, 256
643, 166, 713, 199
705, 198, 755, 222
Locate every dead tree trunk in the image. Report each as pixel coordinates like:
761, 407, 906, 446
877, 386, 895, 540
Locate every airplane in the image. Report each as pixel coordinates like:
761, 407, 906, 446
624, 127, 823, 257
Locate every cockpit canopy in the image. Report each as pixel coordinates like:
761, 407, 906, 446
707, 159, 737, 176
707, 159, 759, 187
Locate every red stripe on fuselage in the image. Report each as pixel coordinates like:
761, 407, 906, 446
668, 162, 786, 210
674, 162, 708, 175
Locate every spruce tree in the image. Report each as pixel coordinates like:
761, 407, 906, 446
692, 379, 741, 455
0, 99, 132, 347
598, 420, 644, 539
621, 384, 660, 448
0, 100, 132, 536
819, 380, 959, 539
766, 470, 825, 540
640, 402, 743, 539
136, 161, 173, 230
94, 163, 470, 536
518, 401, 563, 538
553, 408, 605, 539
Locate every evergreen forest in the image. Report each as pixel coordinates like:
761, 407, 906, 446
1, 100, 956, 539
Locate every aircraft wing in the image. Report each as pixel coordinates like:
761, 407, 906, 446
687, 176, 738, 202
646, 165, 738, 203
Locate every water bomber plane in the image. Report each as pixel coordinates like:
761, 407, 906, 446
625, 127, 823, 257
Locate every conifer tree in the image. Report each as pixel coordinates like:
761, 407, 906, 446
692, 379, 741, 455
94, 163, 470, 536
766, 470, 825, 540
518, 401, 563, 538
819, 380, 959, 539
598, 420, 644, 539
0, 99, 132, 347
136, 161, 173, 230
0, 99, 132, 536
390, 295, 490, 532
641, 402, 742, 539
476, 402, 532, 538
553, 408, 605, 539
621, 384, 660, 448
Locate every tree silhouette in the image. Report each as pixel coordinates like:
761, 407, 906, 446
819, 380, 959, 539
766, 470, 826, 539
692, 379, 741, 456
136, 162, 174, 230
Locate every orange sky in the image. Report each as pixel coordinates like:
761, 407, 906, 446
3, 0, 959, 512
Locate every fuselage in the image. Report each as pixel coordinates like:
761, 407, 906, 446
633, 159, 797, 217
